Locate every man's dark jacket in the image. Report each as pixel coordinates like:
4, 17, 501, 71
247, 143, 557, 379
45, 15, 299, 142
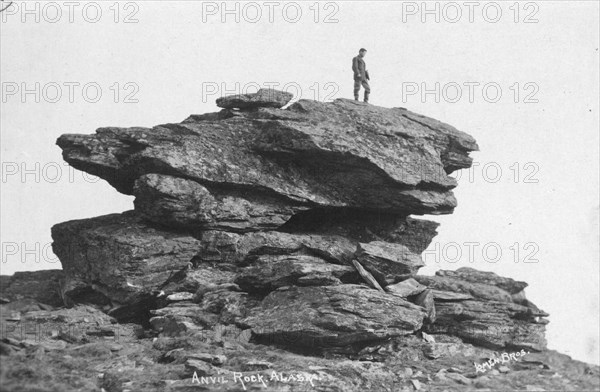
352, 55, 370, 81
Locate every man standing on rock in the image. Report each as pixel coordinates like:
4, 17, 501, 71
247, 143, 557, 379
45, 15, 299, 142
352, 48, 370, 103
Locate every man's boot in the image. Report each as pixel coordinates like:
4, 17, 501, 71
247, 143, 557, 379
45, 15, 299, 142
354, 95, 359, 101
364, 92, 369, 103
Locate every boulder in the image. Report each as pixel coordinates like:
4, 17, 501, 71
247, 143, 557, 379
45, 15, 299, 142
0, 270, 64, 307
216, 88, 293, 109
51, 211, 203, 321
238, 284, 426, 352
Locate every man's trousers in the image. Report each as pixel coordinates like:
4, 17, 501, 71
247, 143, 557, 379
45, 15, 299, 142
354, 78, 370, 102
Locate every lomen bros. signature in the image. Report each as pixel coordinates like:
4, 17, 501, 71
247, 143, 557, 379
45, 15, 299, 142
474, 349, 530, 373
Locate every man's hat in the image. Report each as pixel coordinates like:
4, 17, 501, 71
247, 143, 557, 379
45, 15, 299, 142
359, 48, 367, 52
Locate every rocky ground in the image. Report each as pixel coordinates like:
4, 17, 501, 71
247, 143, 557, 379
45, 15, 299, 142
1, 90, 598, 391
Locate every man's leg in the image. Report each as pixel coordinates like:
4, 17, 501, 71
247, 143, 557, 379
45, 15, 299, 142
354, 79, 361, 100
362, 80, 371, 103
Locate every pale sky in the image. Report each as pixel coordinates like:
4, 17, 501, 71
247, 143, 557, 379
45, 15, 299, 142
1, 1, 598, 365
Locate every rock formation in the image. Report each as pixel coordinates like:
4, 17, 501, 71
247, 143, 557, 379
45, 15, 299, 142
1, 91, 597, 392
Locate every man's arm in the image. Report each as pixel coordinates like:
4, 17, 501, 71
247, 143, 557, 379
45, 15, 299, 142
352, 57, 360, 78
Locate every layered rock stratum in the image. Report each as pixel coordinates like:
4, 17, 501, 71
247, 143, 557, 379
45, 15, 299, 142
1, 91, 598, 392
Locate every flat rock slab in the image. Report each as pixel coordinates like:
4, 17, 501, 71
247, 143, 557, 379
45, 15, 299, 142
2, 304, 139, 345
216, 88, 293, 109
417, 269, 548, 351
385, 278, 427, 297
134, 173, 306, 232
435, 267, 528, 294
238, 284, 425, 352
427, 299, 548, 351
56, 98, 477, 215
431, 289, 474, 301
197, 230, 358, 265
357, 241, 424, 285
234, 254, 359, 293
415, 274, 515, 303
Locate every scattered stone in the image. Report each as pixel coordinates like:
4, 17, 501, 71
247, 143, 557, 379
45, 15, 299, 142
166, 292, 194, 302
351, 258, 384, 291
186, 352, 227, 366
386, 278, 427, 297
445, 372, 472, 385
413, 288, 436, 323
410, 379, 422, 390
422, 332, 436, 343
525, 386, 546, 391
184, 359, 212, 376
243, 360, 274, 371
498, 365, 510, 373
150, 302, 213, 336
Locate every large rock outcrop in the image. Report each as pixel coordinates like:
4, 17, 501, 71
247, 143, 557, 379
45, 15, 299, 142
2, 90, 593, 392
50, 92, 554, 353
